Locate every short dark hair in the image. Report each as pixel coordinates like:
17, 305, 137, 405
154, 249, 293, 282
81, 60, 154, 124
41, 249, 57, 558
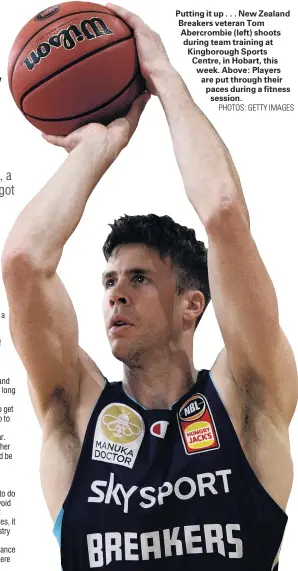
103, 214, 210, 327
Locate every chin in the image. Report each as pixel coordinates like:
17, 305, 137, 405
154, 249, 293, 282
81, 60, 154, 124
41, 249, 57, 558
110, 339, 143, 365
110, 338, 130, 361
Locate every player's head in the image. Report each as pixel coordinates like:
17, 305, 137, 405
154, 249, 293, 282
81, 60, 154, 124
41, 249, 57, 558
102, 214, 210, 365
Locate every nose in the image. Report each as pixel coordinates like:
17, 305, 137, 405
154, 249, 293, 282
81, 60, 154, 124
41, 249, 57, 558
109, 283, 130, 308
109, 294, 128, 308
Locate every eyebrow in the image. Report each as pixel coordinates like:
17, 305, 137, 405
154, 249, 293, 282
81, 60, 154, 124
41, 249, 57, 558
102, 268, 153, 283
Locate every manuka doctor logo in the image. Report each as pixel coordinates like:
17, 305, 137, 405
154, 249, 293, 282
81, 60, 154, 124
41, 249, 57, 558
92, 403, 144, 469
24, 18, 114, 71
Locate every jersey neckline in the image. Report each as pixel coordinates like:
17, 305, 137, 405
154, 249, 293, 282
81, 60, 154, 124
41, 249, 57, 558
119, 369, 204, 412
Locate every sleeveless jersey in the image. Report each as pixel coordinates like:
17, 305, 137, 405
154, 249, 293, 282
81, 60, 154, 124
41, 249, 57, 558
57, 369, 288, 570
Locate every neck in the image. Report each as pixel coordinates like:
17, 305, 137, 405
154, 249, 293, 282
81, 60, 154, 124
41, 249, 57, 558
122, 350, 198, 409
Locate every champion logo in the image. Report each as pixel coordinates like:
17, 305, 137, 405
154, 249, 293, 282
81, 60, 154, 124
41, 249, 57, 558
150, 421, 169, 439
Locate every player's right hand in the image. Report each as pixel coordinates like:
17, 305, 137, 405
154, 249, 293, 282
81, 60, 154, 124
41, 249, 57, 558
42, 92, 150, 156
105, 3, 174, 94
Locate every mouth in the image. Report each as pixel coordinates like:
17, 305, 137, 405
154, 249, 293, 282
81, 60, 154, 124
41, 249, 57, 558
109, 315, 133, 332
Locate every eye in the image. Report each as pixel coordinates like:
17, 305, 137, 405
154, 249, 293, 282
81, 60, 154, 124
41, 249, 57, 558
105, 278, 116, 288
132, 275, 147, 284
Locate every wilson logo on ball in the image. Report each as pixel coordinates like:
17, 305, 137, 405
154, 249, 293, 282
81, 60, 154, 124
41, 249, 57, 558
8, 1, 143, 136
34, 5, 61, 21
24, 18, 113, 71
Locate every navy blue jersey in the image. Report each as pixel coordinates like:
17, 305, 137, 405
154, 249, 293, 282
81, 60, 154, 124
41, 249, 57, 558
57, 369, 287, 570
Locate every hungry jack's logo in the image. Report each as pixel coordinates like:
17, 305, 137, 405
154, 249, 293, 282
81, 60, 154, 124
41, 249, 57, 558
178, 393, 220, 454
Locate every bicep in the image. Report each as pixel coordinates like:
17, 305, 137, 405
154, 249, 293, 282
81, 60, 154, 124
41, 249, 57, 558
207, 217, 298, 423
4, 262, 81, 416
208, 224, 278, 375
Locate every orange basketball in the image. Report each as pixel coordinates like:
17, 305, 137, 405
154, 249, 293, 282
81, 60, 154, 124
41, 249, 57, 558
8, 2, 144, 135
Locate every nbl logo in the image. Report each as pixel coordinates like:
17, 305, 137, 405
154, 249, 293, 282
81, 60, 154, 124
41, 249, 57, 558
179, 394, 206, 421
178, 394, 220, 455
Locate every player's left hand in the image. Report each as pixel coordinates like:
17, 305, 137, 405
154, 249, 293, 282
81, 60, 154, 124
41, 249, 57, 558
42, 91, 150, 155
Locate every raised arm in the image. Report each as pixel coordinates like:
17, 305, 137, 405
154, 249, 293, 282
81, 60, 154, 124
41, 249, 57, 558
108, 4, 298, 426
155, 78, 298, 426
1, 96, 149, 423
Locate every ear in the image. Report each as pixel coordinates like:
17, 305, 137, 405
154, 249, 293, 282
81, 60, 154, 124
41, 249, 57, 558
182, 290, 205, 331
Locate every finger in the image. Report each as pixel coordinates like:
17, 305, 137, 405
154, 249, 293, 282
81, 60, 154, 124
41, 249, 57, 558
108, 92, 150, 145
105, 3, 143, 28
123, 92, 151, 138
127, 92, 151, 121
41, 132, 68, 147
108, 92, 150, 129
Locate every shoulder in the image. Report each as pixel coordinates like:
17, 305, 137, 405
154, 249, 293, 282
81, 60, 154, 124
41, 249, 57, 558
210, 347, 246, 437
210, 347, 294, 511
38, 347, 105, 442
39, 349, 106, 520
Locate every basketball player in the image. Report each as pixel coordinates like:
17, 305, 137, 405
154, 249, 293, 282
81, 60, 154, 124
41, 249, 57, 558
2, 4, 297, 570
